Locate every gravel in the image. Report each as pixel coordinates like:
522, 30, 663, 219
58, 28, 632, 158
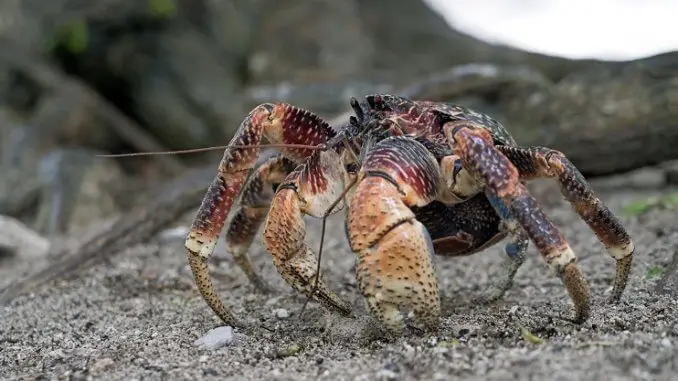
1, 173, 677, 380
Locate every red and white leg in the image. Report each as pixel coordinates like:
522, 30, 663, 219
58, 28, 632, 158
185, 103, 336, 325
224, 154, 296, 292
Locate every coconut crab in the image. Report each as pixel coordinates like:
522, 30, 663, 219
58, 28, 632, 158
184, 94, 635, 335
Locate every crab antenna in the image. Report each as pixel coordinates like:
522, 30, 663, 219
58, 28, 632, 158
298, 175, 359, 319
342, 135, 361, 165
298, 138, 362, 319
95, 143, 327, 158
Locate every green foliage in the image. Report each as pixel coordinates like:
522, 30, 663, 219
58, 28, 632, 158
436, 339, 461, 348
274, 343, 302, 358
622, 192, 678, 216
48, 19, 89, 54
645, 266, 664, 280
148, 0, 177, 20
287, 343, 300, 356
519, 325, 544, 344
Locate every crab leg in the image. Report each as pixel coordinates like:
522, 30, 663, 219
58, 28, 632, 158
347, 136, 442, 335
413, 194, 528, 302
495, 145, 634, 303
434, 155, 530, 301
224, 153, 297, 292
185, 103, 336, 325
263, 150, 352, 315
483, 194, 530, 301
445, 122, 591, 322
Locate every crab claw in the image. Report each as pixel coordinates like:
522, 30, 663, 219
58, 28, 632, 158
347, 136, 442, 335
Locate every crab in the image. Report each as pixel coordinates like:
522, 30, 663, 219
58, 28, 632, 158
184, 94, 635, 335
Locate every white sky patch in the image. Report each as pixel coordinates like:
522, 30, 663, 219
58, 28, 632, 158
424, 0, 678, 60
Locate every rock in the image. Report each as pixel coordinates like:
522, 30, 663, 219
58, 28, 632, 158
375, 368, 399, 381
660, 160, 678, 185
157, 226, 190, 243
274, 308, 289, 319
130, 25, 248, 148
193, 326, 235, 350
0, 215, 50, 259
0, 119, 127, 236
660, 338, 672, 349
2, 0, 677, 179
35, 148, 125, 236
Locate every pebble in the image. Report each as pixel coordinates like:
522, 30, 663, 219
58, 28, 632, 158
660, 338, 672, 348
375, 368, 398, 380
157, 226, 190, 243
193, 326, 235, 350
402, 343, 415, 359
275, 308, 290, 319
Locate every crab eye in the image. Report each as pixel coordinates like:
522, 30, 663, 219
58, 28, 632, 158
350, 97, 364, 121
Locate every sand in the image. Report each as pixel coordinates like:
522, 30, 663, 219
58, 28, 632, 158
1, 171, 677, 381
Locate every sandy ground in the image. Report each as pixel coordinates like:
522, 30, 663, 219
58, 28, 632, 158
1, 171, 677, 381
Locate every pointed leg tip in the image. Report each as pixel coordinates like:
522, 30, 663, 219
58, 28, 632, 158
313, 285, 353, 316
572, 307, 591, 324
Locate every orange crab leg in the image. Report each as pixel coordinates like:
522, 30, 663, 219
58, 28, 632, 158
185, 103, 336, 325
263, 149, 352, 315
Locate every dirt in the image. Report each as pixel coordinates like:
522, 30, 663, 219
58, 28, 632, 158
1, 171, 677, 381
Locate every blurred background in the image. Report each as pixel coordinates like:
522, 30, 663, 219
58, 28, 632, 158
0, 0, 677, 237
429, 0, 678, 59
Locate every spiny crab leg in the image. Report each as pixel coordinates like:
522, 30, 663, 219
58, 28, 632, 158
224, 153, 297, 293
495, 145, 634, 303
185, 103, 336, 326
445, 122, 591, 322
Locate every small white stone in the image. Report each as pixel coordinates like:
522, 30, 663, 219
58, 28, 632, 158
403, 343, 415, 359
274, 308, 290, 319
660, 338, 672, 348
265, 296, 283, 306
157, 226, 190, 243
193, 326, 235, 350
375, 369, 398, 380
